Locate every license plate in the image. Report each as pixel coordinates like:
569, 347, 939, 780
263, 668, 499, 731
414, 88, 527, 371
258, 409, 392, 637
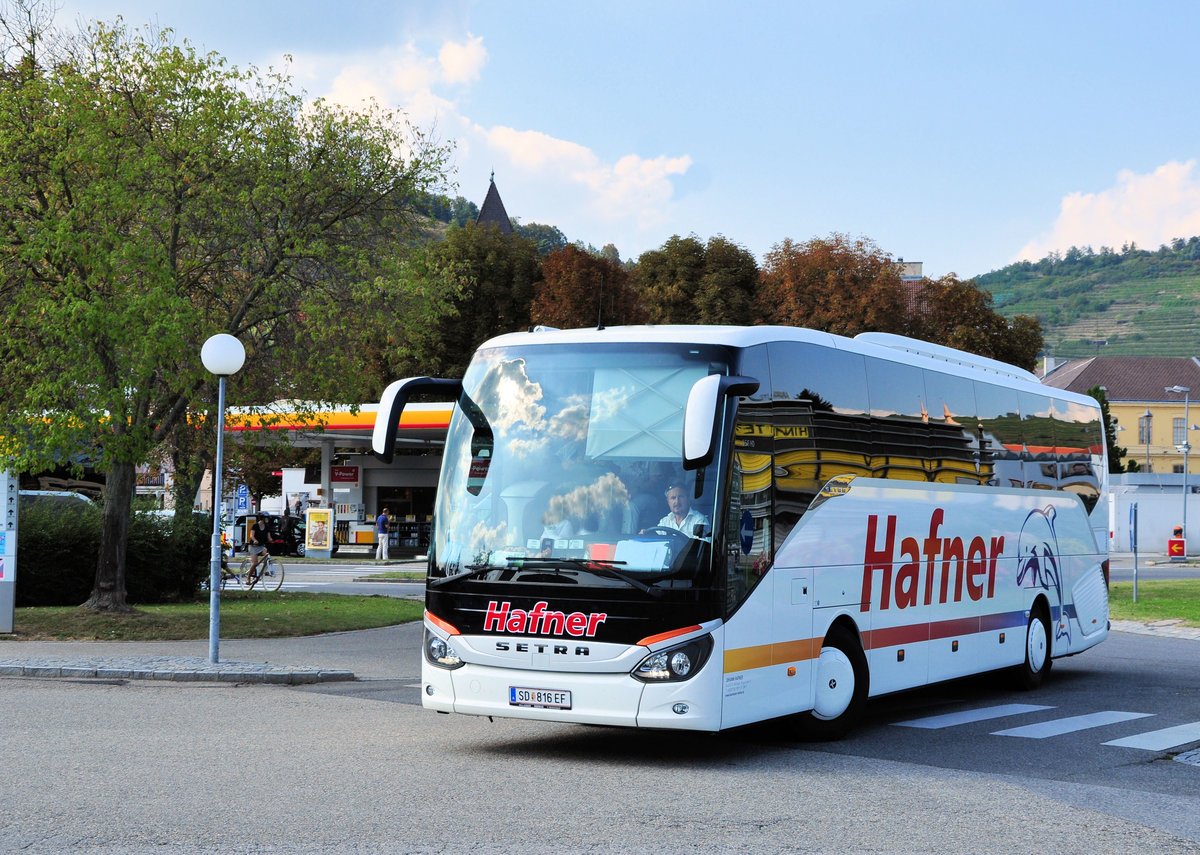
509, 686, 572, 709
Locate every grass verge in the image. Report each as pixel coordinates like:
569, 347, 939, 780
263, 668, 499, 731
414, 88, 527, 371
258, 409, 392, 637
1108, 579, 1200, 627
1, 592, 424, 641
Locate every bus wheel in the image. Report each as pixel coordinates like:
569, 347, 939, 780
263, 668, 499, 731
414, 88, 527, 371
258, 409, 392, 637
796, 625, 868, 741
1015, 603, 1052, 690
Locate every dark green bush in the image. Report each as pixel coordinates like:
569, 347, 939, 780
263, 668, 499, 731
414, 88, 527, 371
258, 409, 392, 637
13, 498, 100, 607
14, 498, 210, 607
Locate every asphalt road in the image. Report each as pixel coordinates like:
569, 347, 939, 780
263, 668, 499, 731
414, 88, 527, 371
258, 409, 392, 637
3, 622, 1198, 854
274, 559, 426, 597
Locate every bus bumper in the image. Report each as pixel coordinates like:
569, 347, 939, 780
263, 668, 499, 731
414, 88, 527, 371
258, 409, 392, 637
421, 660, 723, 731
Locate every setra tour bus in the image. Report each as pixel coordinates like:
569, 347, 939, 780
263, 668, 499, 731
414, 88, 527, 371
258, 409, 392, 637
373, 325, 1110, 737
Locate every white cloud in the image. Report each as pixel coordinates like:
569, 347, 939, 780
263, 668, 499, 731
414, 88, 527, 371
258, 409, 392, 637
438, 34, 486, 85
1017, 160, 1200, 260
484, 125, 691, 229
288, 33, 691, 245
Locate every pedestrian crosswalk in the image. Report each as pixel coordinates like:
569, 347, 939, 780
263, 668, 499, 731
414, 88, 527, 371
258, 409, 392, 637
893, 703, 1200, 757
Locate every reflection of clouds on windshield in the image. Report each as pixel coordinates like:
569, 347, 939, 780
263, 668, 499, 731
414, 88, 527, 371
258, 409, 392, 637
508, 437, 544, 459
587, 386, 633, 423
476, 359, 547, 433
542, 472, 630, 526
470, 519, 507, 554
548, 396, 590, 442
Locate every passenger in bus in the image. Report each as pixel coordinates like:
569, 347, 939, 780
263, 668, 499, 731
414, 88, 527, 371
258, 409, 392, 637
651, 483, 710, 538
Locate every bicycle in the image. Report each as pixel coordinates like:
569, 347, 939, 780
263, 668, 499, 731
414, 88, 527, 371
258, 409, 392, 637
235, 553, 285, 592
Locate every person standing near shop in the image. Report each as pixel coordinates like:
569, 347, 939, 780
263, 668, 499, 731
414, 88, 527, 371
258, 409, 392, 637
375, 507, 390, 560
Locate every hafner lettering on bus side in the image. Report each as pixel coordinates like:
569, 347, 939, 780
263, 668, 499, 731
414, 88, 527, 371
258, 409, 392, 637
861, 508, 1004, 612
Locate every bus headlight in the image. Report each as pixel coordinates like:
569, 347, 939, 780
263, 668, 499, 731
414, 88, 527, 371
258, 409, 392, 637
424, 629, 464, 669
632, 635, 713, 682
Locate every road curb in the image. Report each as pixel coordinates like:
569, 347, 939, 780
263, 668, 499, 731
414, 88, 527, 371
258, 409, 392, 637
0, 656, 356, 684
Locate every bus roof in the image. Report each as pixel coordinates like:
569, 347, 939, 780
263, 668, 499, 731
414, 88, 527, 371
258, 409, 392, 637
475, 325, 1097, 410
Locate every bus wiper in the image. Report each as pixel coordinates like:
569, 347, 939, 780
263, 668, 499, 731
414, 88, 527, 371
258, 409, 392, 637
515, 558, 663, 598
427, 564, 497, 588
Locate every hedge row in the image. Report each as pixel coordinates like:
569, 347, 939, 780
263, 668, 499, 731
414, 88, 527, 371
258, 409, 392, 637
15, 500, 210, 607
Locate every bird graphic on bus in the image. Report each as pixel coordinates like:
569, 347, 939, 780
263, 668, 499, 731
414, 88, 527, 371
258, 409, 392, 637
1016, 505, 1070, 646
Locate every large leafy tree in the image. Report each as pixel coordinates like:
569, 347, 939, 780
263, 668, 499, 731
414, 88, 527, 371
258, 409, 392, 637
531, 244, 646, 330
0, 7, 455, 610
426, 221, 542, 377
757, 233, 907, 335
633, 235, 707, 324
903, 274, 1043, 372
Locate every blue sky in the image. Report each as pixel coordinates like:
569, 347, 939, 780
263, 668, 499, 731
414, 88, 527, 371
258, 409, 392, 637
54, 1, 1200, 279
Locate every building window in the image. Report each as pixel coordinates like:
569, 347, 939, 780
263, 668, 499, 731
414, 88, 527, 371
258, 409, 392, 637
1139, 414, 1153, 445
1175, 418, 1186, 446
1174, 464, 1185, 474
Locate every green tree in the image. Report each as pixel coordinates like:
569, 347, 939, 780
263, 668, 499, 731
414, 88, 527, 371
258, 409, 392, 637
905, 275, 1043, 372
633, 235, 706, 324
692, 235, 760, 325
515, 221, 569, 256
428, 221, 543, 377
0, 8, 455, 610
1086, 385, 1128, 474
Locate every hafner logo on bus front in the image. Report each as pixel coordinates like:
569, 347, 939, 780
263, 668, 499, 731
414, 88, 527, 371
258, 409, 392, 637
860, 508, 1005, 612
483, 600, 608, 637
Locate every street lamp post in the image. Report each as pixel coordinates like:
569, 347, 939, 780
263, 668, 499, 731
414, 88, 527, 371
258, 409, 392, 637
201, 334, 246, 664
1166, 385, 1191, 551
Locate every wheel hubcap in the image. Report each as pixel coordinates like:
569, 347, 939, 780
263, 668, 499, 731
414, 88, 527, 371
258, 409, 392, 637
812, 647, 854, 720
1027, 617, 1047, 673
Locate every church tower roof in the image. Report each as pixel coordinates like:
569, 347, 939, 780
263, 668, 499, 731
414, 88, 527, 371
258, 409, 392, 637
476, 171, 513, 234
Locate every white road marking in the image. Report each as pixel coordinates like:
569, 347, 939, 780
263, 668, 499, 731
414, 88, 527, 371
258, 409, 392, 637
892, 703, 1054, 729
1104, 721, 1200, 751
993, 710, 1153, 738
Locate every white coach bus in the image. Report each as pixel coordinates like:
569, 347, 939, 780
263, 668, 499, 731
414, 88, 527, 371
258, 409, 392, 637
373, 325, 1110, 737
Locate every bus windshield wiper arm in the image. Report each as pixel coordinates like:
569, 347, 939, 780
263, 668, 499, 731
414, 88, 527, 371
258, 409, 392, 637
427, 564, 496, 588
515, 558, 663, 597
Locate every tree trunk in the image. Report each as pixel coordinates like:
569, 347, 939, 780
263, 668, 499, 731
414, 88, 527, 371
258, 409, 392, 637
83, 459, 136, 613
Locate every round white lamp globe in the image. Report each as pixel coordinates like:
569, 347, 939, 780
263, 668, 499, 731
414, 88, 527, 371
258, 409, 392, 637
201, 333, 246, 376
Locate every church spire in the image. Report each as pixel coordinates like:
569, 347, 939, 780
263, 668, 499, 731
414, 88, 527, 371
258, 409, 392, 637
476, 173, 513, 234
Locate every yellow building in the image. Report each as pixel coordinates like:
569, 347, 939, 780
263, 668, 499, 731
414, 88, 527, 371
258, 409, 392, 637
1042, 356, 1200, 474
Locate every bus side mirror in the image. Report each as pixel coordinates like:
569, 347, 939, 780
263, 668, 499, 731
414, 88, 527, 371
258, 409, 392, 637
682, 374, 760, 470
372, 376, 462, 463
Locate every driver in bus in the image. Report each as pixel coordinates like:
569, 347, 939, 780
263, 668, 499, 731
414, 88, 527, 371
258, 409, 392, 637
652, 482, 710, 538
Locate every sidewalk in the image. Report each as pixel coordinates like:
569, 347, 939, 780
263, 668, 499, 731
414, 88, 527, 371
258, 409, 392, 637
0, 623, 421, 683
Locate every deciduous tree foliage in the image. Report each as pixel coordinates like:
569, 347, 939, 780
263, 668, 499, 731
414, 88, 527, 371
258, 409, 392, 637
633, 235, 707, 324
532, 244, 646, 330
903, 274, 1043, 372
757, 233, 907, 335
633, 234, 759, 325
1087, 385, 1129, 474
427, 221, 543, 377
0, 7, 455, 610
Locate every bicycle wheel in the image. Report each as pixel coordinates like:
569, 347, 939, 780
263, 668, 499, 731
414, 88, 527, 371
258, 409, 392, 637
238, 557, 259, 590
259, 556, 285, 592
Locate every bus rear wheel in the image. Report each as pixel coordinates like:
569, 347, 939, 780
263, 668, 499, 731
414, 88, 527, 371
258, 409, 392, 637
1015, 602, 1052, 690
794, 625, 868, 741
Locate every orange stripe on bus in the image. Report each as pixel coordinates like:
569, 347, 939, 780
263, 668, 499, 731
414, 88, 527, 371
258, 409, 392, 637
637, 625, 703, 647
724, 638, 818, 673
425, 610, 460, 636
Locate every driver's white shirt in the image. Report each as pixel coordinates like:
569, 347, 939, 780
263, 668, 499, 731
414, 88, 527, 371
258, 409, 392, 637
656, 509, 709, 536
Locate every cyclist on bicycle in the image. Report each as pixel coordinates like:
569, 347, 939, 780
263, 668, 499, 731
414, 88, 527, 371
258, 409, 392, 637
246, 516, 270, 583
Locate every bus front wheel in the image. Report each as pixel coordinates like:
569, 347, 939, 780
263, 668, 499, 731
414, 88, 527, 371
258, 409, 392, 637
1015, 603, 1052, 690
795, 625, 868, 741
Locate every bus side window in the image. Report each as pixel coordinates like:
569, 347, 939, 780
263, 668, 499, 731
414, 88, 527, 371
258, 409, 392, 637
726, 346, 772, 612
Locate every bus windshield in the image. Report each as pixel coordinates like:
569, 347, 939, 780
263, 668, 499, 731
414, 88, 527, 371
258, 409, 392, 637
430, 341, 732, 592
